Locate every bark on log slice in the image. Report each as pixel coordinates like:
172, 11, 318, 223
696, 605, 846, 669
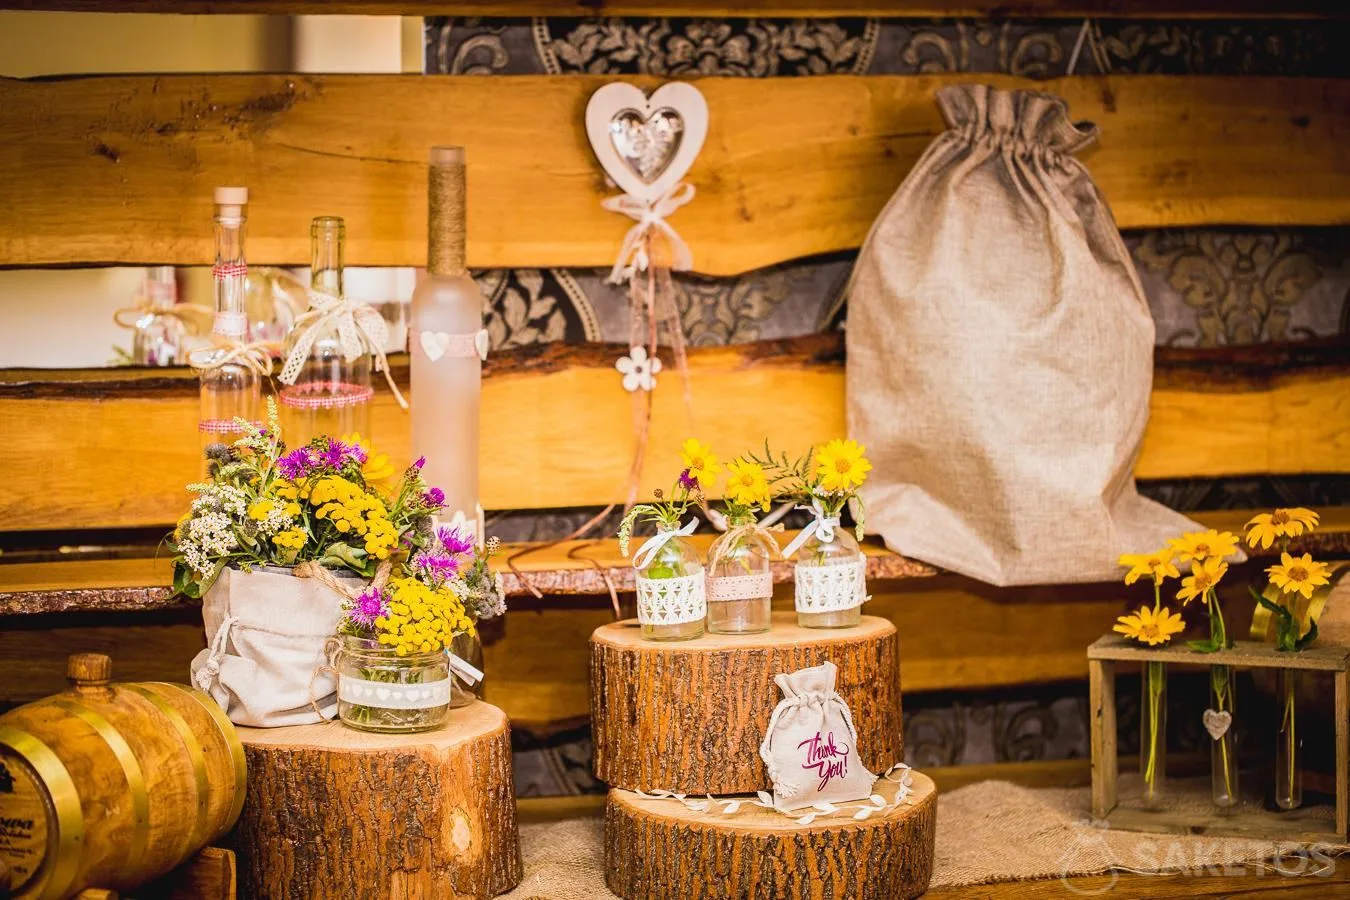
590, 612, 902, 794
231, 701, 522, 900
605, 770, 937, 900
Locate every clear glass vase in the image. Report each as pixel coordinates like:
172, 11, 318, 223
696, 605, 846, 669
1275, 669, 1302, 810
131, 266, 187, 366
447, 628, 484, 709
706, 518, 774, 635
635, 529, 706, 642
1210, 664, 1239, 809
1140, 661, 1167, 809
794, 528, 865, 628
336, 634, 452, 733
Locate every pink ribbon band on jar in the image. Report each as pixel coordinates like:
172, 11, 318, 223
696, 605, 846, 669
279, 381, 376, 410
198, 418, 263, 434
707, 572, 773, 602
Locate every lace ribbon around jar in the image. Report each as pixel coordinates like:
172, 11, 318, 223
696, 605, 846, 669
794, 560, 868, 614
338, 677, 452, 710
637, 572, 707, 626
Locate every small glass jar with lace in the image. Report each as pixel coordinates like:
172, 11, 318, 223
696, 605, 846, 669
620, 472, 706, 642
761, 439, 873, 629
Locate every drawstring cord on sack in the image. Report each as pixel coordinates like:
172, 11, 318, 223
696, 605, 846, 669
193, 614, 241, 691
308, 636, 344, 722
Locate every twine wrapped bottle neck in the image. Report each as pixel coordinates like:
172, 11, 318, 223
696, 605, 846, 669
428, 161, 468, 277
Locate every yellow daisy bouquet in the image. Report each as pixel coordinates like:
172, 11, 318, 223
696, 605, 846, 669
750, 437, 873, 540
170, 399, 445, 598
1245, 508, 1329, 653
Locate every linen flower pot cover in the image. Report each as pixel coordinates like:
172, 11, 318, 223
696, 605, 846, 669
758, 661, 876, 811
190, 565, 347, 727
846, 84, 1198, 586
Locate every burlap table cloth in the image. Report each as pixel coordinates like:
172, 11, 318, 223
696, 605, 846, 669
501, 778, 1343, 898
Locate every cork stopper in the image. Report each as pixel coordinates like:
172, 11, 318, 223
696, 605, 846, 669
427, 147, 467, 276
67, 653, 112, 690
214, 185, 249, 220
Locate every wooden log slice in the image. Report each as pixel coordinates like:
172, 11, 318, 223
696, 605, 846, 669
230, 702, 522, 900
590, 612, 902, 794
605, 770, 936, 900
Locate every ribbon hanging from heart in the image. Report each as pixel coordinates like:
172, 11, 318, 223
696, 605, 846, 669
505, 82, 710, 595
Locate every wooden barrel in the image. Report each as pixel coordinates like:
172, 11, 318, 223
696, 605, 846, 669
0, 654, 246, 900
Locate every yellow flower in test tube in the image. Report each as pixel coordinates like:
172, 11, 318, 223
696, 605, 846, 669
1176, 557, 1229, 605
1167, 529, 1240, 564
1118, 548, 1180, 586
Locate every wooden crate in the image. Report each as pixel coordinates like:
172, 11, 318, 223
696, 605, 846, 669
1087, 635, 1350, 843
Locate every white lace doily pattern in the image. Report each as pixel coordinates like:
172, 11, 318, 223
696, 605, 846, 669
707, 572, 772, 602
637, 572, 707, 625
338, 676, 452, 710
794, 559, 867, 614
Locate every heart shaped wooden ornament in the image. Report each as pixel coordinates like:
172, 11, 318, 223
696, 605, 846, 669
1202, 708, 1232, 741
585, 81, 709, 203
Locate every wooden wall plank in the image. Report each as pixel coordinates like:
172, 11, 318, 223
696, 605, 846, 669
1, 336, 1346, 530
2, 74, 1346, 273
1, 1, 1343, 17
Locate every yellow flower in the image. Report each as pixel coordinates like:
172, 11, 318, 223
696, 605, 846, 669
1167, 529, 1239, 564
1266, 552, 1331, 601
274, 481, 300, 501
271, 528, 307, 550
1245, 508, 1320, 550
679, 438, 722, 488
724, 458, 771, 512
341, 432, 395, 485
1119, 548, 1180, 586
1176, 557, 1229, 605
248, 499, 276, 522
814, 438, 872, 493
1114, 604, 1186, 646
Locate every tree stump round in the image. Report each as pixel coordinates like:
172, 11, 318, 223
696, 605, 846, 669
605, 770, 936, 900
590, 612, 903, 794
231, 701, 522, 900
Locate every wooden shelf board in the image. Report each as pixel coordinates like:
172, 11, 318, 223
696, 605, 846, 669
1089, 635, 1350, 671
0, 532, 931, 616
1, 1, 1345, 17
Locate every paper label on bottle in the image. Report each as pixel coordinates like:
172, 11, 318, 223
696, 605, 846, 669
0, 752, 50, 894
707, 572, 772, 602
212, 311, 248, 339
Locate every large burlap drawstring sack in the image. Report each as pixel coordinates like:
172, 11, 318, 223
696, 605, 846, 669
847, 84, 1198, 586
190, 564, 358, 727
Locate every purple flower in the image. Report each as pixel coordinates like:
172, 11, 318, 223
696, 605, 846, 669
347, 587, 387, 629
436, 525, 475, 556
422, 487, 446, 508
413, 456, 426, 470
320, 437, 365, 470
678, 468, 698, 491
278, 447, 318, 481
413, 550, 460, 584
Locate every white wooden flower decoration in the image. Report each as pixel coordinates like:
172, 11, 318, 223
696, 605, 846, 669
616, 345, 662, 392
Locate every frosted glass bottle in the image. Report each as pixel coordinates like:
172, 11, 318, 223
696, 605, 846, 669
793, 528, 865, 628
410, 147, 484, 536
706, 516, 774, 634
131, 266, 186, 366
280, 216, 373, 445
198, 187, 261, 462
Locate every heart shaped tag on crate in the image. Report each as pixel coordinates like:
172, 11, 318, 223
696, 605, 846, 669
584, 81, 708, 204
1202, 708, 1232, 741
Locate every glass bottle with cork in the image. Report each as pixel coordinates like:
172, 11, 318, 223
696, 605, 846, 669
280, 216, 374, 445
410, 146, 484, 539
198, 187, 262, 460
